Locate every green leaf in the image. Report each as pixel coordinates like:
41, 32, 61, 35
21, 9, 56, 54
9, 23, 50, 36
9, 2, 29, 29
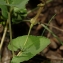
10, 0, 29, 9
0, 5, 8, 19
0, 0, 7, 5
8, 35, 50, 63
11, 52, 33, 63
14, 7, 27, 13
11, 0, 25, 5
8, 35, 40, 51
15, 0, 29, 9
0, 0, 29, 9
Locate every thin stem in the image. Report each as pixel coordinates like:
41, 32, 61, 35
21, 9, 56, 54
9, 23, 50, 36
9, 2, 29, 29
6, 0, 12, 41
23, 24, 33, 46
38, 23, 63, 45
0, 24, 7, 51
17, 24, 33, 56
30, 0, 52, 25
8, 11, 12, 41
8, 10, 15, 56
34, 7, 43, 21
27, 7, 38, 14
0, 0, 10, 50
30, 6, 44, 25
45, 23, 63, 32
6, 0, 14, 56
42, 14, 56, 35
17, 0, 52, 56
6, 0, 9, 4
17, 3, 45, 56
0, 20, 8, 62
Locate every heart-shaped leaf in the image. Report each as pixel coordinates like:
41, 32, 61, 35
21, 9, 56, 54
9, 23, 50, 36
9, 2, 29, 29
8, 35, 50, 63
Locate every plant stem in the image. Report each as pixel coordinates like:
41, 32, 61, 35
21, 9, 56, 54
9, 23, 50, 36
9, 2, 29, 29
17, 3, 45, 56
27, 7, 38, 14
30, 0, 52, 25
23, 24, 33, 46
8, 11, 12, 41
17, 24, 33, 56
6, 0, 12, 41
42, 14, 56, 35
7, 0, 14, 55
0, 25, 7, 62
0, 19, 8, 62
39, 23, 63, 45
17, 0, 52, 56
0, 24, 7, 51
30, 5, 44, 25
6, 0, 14, 56
0, 0, 10, 51
44, 23, 63, 32
9, 8, 16, 57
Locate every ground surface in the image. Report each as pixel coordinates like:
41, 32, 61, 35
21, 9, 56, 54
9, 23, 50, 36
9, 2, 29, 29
0, 0, 63, 63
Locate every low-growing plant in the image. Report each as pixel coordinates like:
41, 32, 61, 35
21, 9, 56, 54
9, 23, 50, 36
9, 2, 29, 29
0, 0, 59, 63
